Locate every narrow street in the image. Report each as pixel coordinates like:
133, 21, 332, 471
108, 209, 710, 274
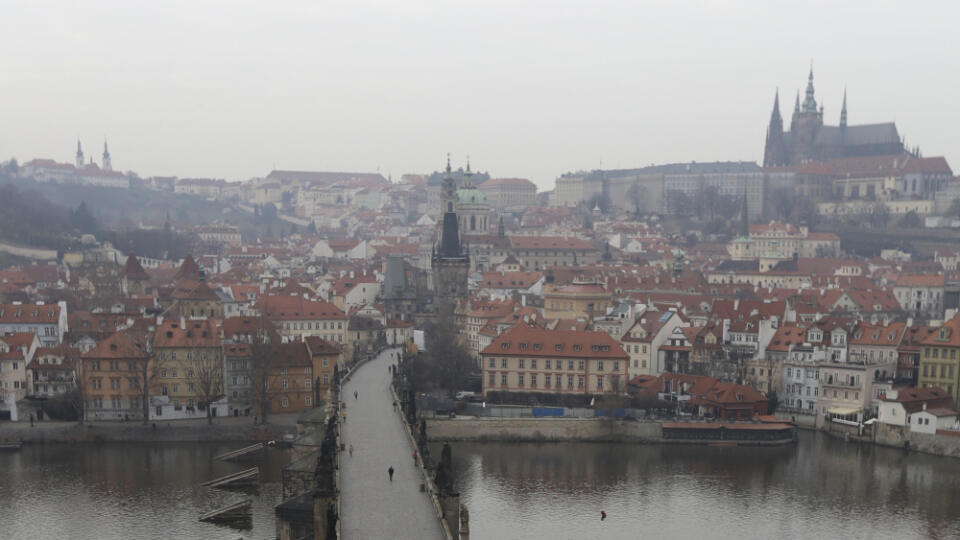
339, 348, 446, 540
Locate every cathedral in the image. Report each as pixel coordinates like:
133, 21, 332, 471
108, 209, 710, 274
431, 158, 470, 320
763, 69, 904, 167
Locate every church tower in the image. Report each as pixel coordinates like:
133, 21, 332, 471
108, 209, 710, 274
102, 140, 112, 171
762, 89, 789, 167
790, 68, 825, 163
75, 140, 84, 168
432, 155, 470, 320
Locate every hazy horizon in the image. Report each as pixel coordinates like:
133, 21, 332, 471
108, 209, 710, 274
2, 1, 957, 190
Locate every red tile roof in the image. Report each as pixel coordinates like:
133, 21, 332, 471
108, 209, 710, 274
481, 324, 628, 359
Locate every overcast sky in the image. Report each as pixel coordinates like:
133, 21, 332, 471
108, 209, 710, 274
2, 1, 957, 190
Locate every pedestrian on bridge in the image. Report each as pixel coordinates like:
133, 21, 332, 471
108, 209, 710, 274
354, 390, 358, 400
413, 451, 418, 465
349, 444, 354, 457
388, 466, 395, 481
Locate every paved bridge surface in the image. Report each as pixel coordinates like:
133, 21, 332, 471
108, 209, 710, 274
339, 348, 446, 540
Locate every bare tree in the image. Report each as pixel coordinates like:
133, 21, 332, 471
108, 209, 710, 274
249, 322, 281, 425
69, 361, 88, 424
131, 335, 159, 425
188, 347, 223, 425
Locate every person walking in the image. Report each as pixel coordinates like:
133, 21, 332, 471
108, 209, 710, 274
349, 444, 354, 457
413, 450, 418, 465
388, 466, 395, 481
354, 390, 358, 400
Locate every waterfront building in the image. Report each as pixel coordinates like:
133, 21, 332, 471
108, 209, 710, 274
26, 344, 78, 399
781, 342, 823, 416
81, 331, 149, 420
917, 315, 960, 404
480, 325, 629, 396
151, 318, 223, 419
269, 342, 316, 413
621, 309, 685, 378
0, 332, 39, 404
224, 343, 253, 417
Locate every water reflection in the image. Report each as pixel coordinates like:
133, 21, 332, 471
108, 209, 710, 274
437, 432, 960, 540
0, 443, 288, 540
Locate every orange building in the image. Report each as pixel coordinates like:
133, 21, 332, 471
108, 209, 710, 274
81, 331, 150, 420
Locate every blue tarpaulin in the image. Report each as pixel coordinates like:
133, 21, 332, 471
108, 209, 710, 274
532, 407, 564, 417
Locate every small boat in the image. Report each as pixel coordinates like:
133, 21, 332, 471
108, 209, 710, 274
0, 442, 23, 451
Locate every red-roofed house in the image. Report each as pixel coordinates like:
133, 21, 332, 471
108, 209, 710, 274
258, 295, 347, 344
480, 325, 628, 396
893, 274, 945, 318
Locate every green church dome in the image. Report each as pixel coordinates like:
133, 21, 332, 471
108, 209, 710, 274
457, 188, 487, 205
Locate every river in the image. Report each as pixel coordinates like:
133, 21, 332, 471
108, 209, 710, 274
3, 434, 959, 539
0, 442, 288, 540
440, 431, 960, 540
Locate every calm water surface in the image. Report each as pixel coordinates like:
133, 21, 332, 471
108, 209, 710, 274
441, 431, 960, 540
0, 442, 288, 540
4, 434, 960, 540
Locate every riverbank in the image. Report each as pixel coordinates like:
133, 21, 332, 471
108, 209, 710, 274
0, 415, 297, 444
425, 417, 796, 446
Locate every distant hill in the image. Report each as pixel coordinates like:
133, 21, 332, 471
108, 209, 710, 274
0, 177, 90, 251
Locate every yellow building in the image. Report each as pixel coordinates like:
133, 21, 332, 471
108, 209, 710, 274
152, 318, 222, 414
918, 316, 960, 403
543, 280, 611, 321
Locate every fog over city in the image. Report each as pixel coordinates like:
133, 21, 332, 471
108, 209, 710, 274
2, 1, 958, 187
6, 3, 960, 540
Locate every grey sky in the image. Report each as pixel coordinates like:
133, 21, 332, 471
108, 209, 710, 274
2, 1, 957, 190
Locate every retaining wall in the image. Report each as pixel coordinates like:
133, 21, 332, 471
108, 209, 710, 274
426, 417, 663, 443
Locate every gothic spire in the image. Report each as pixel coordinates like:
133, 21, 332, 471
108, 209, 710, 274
802, 67, 818, 113
769, 89, 782, 125
840, 88, 847, 129
794, 90, 800, 113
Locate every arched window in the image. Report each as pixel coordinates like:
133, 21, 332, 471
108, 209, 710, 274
470, 215, 476, 230
448, 202, 453, 212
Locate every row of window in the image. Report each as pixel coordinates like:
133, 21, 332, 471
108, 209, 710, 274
921, 363, 956, 379
279, 396, 311, 408
924, 348, 958, 360
283, 321, 343, 331
488, 357, 621, 372
90, 377, 140, 390
487, 372, 619, 391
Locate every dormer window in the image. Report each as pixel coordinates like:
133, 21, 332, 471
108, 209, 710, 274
555, 344, 563, 351
573, 344, 582, 352
501, 342, 510, 350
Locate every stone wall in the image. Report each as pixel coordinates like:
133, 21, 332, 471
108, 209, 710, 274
876, 422, 960, 458
426, 417, 663, 443
0, 421, 291, 444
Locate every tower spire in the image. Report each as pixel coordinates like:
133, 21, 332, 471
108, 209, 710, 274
794, 90, 800, 113
102, 139, 112, 171
802, 66, 817, 113
840, 88, 847, 129
75, 139, 84, 168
